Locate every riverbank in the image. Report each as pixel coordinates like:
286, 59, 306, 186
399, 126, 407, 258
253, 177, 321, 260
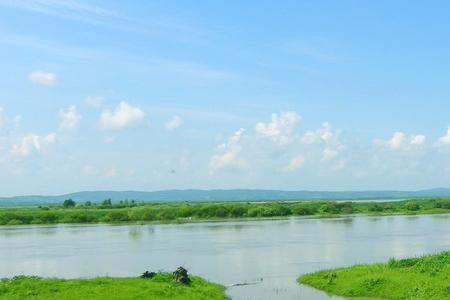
299, 251, 450, 300
1, 198, 450, 226
0, 274, 228, 300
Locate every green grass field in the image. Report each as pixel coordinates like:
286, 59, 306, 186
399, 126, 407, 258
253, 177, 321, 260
299, 251, 450, 300
0, 274, 229, 300
1, 198, 450, 226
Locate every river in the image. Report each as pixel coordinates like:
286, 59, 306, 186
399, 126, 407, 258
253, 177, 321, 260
1, 214, 450, 299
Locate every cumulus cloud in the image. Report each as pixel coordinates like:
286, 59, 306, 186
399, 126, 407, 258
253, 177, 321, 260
375, 131, 426, 151
0, 107, 4, 128
209, 128, 246, 172
165, 115, 183, 130
99, 101, 145, 130
322, 147, 339, 162
255, 111, 300, 145
13, 115, 22, 128
85, 96, 104, 109
11, 133, 57, 157
29, 71, 56, 86
82, 165, 96, 176
410, 134, 426, 145
283, 155, 305, 172
104, 168, 117, 178
301, 122, 338, 144
436, 126, 450, 147
0, 108, 22, 129
59, 105, 81, 130
301, 122, 344, 162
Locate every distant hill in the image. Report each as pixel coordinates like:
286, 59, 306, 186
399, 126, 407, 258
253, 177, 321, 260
1, 188, 450, 206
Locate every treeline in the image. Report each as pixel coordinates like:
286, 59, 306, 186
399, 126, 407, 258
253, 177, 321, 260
0, 198, 449, 226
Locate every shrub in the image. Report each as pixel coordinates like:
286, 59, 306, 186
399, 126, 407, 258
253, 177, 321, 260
103, 211, 130, 222
140, 271, 157, 279
319, 203, 340, 214
36, 212, 58, 223
229, 205, 247, 217
292, 206, 313, 215
156, 209, 177, 221
214, 206, 230, 218
62, 212, 96, 223
368, 204, 384, 212
128, 208, 157, 221
433, 199, 450, 209
6, 219, 23, 225
405, 201, 420, 211
173, 267, 191, 285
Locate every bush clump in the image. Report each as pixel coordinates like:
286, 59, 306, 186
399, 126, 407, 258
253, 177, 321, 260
140, 271, 157, 279
173, 267, 191, 285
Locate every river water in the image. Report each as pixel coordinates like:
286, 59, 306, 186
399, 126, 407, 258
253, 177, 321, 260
1, 214, 450, 299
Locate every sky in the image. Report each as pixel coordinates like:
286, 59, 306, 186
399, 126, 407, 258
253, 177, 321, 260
1, 0, 450, 196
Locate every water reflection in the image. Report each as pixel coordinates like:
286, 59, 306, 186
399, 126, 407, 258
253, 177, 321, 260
1, 214, 450, 300
128, 226, 143, 240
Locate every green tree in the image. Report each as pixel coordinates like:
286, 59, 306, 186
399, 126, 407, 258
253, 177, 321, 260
63, 199, 76, 208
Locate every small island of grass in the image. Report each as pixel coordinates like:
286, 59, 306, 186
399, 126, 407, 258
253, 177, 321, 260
299, 251, 450, 300
0, 273, 229, 300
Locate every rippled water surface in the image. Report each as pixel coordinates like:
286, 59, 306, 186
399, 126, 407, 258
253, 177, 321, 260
1, 214, 450, 299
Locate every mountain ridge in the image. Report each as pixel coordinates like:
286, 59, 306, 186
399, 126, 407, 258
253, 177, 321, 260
1, 188, 450, 206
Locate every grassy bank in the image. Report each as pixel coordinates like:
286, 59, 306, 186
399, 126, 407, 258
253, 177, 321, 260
299, 251, 450, 300
1, 198, 450, 226
0, 274, 228, 300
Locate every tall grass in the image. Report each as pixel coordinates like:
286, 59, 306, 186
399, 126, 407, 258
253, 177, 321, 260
299, 251, 450, 300
0, 274, 229, 300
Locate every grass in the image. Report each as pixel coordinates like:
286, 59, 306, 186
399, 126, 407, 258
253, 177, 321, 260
0, 273, 229, 300
1, 198, 450, 226
299, 251, 450, 300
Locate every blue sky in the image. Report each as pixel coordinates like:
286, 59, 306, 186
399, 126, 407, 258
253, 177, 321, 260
1, 0, 450, 196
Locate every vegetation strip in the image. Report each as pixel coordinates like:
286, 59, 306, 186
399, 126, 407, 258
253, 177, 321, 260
1, 198, 450, 226
0, 273, 229, 300
299, 251, 450, 300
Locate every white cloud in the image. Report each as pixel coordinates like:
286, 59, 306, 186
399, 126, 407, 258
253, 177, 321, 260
376, 131, 426, 151
301, 122, 344, 162
0, 108, 22, 129
82, 165, 96, 176
13, 115, 22, 128
255, 111, 300, 145
410, 134, 426, 145
29, 71, 56, 86
283, 155, 305, 172
85, 96, 104, 109
332, 159, 347, 171
104, 168, 117, 178
0, 107, 4, 128
99, 101, 145, 130
165, 115, 183, 130
59, 105, 81, 130
436, 126, 450, 147
301, 122, 338, 144
104, 136, 116, 143
11, 133, 56, 157
388, 132, 407, 150
322, 147, 339, 162
209, 128, 246, 172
